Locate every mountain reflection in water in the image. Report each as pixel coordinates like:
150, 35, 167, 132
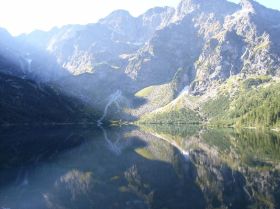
0, 125, 280, 209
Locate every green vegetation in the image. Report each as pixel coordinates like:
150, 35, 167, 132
140, 108, 201, 124
234, 129, 280, 167
135, 148, 156, 160
137, 83, 202, 125
232, 82, 280, 128
137, 76, 279, 129
241, 75, 271, 90
201, 95, 232, 126
201, 128, 280, 169
203, 77, 280, 128
130, 83, 176, 118
135, 86, 156, 97
201, 128, 233, 152
138, 123, 280, 208
135, 83, 175, 100
141, 123, 280, 169
140, 124, 200, 139
140, 124, 201, 150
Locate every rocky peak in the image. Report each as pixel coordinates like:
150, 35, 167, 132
142, 6, 173, 17
232, 0, 280, 39
240, 0, 262, 12
240, 0, 280, 21
175, 0, 200, 18
140, 6, 175, 23
105, 9, 132, 18
175, 0, 238, 21
139, 6, 175, 31
98, 9, 138, 41
99, 10, 134, 25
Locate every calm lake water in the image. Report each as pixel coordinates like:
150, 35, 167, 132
0, 125, 280, 209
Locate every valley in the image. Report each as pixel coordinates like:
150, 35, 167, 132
0, 1, 280, 207
1, 0, 279, 129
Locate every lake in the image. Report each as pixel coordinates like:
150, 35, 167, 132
0, 125, 280, 209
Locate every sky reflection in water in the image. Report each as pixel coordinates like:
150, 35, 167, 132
0, 125, 280, 209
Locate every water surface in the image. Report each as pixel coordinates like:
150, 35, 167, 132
0, 125, 280, 209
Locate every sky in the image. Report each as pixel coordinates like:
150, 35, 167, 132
0, 0, 279, 36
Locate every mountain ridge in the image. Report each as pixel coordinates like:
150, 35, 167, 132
1, 0, 279, 126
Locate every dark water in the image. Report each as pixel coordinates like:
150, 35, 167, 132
0, 125, 280, 209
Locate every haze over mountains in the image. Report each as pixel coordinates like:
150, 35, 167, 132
0, 0, 280, 126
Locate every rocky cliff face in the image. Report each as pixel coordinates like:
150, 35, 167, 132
14, 0, 280, 121
191, 0, 280, 94
20, 0, 280, 89
19, 7, 175, 76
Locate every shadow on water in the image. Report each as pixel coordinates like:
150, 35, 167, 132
0, 125, 280, 209
0, 125, 103, 186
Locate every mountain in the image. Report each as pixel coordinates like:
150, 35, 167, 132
0, 72, 99, 124
0, 28, 27, 77
138, 0, 280, 128
190, 0, 280, 94
14, 0, 280, 127
0, 30, 100, 124
0, 27, 69, 81
18, 7, 175, 75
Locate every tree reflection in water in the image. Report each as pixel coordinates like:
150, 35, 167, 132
0, 125, 279, 209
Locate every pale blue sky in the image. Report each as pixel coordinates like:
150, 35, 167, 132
230, 0, 280, 10
0, 0, 279, 36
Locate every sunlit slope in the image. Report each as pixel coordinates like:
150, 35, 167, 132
139, 76, 280, 128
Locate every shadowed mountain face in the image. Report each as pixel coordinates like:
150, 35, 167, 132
0, 30, 101, 124
0, 72, 101, 124
0, 27, 69, 81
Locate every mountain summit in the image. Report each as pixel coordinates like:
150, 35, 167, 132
0, 0, 279, 126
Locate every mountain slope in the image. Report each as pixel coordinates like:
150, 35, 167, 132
137, 0, 280, 127
141, 75, 280, 128
0, 31, 101, 125
0, 73, 99, 124
191, 0, 280, 94
18, 7, 175, 76
15, 0, 280, 126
